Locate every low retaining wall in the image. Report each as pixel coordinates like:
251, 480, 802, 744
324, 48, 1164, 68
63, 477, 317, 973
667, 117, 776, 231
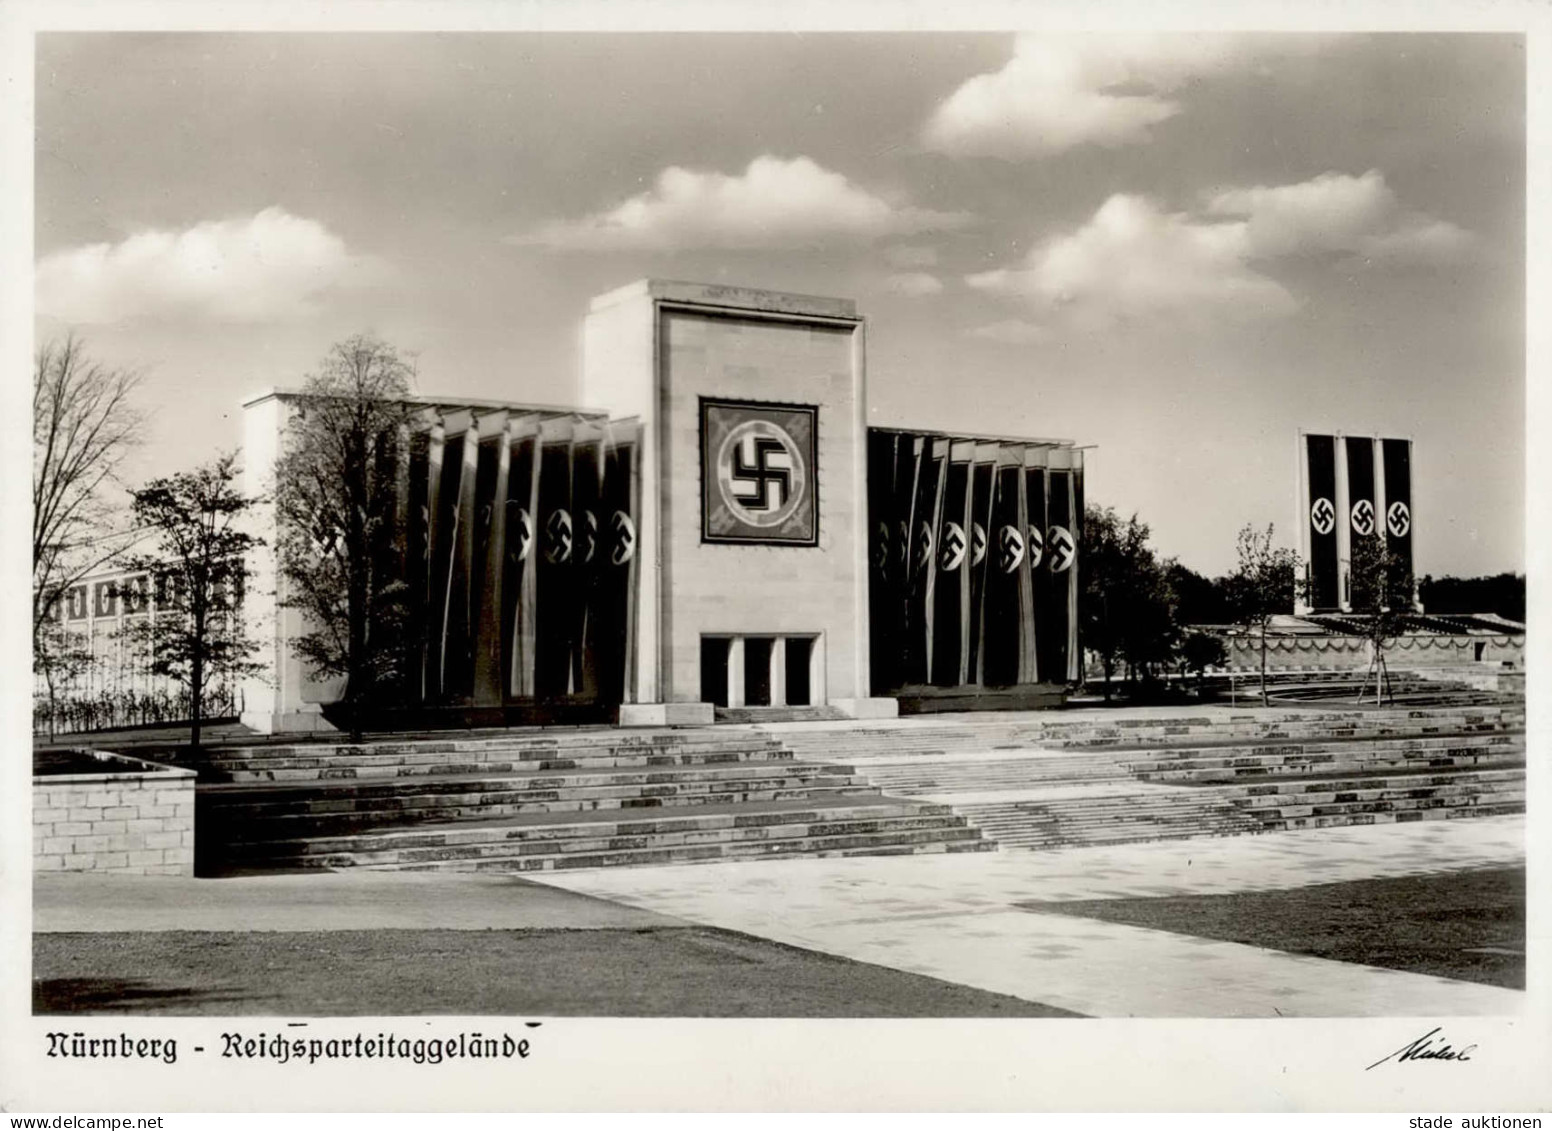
34, 751, 196, 875
1224, 633, 1523, 672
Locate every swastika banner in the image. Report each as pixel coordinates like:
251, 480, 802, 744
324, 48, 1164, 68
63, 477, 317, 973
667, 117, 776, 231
1382, 437, 1414, 584
1306, 433, 1339, 609
701, 398, 819, 546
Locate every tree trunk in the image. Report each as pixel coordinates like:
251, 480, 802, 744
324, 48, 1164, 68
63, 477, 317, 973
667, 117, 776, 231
1259, 620, 1269, 707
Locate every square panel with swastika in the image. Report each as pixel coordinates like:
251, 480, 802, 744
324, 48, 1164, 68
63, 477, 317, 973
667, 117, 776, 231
700, 398, 819, 546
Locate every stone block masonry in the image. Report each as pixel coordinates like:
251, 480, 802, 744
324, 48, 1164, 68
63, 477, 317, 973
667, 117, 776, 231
33, 754, 196, 875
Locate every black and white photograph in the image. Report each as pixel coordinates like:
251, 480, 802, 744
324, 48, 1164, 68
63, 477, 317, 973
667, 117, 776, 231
2, 1, 1548, 1116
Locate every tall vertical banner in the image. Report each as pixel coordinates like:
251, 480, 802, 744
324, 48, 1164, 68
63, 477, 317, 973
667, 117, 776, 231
967, 445, 997, 685
1066, 451, 1084, 682
598, 424, 639, 704
1381, 437, 1414, 585
931, 442, 973, 686
570, 426, 605, 699
1014, 450, 1038, 683
867, 430, 899, 695
1305, 433, 1339, 609
894, 437, 923, 683
1345, 435, 1377, 551
442, 424, 480, 701
505, 420, 541, 698
1025, 449, 1050, 682
419, 419, 447, 700
1046, 448, 1075, 684
534, 420, 575, 699
472, 414, 512, 706
981, 447, 1024, 687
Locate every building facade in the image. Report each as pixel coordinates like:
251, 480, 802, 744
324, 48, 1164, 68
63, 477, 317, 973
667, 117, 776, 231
240, 280, 1086, 733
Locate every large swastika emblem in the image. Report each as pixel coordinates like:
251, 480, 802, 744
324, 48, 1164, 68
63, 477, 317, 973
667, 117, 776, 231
1027, 524, 1045, 569
511, 507, 534, 561
1387, 500, 1411, 538
998, 525, 1025, 573
914, 521, 934, 569
971, 522, 987, 567
940, 522, 967, 572
716, 420, 806, 529
1311, 497, 1335, 536
1047, 525, 1075, 573
544, 508, 573, 564
1351, 498, 1375, 537
610, 510, 636, 565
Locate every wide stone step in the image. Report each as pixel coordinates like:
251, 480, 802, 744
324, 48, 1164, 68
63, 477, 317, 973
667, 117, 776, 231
355, 824, 994, 873
200, 760, 848, 807
211, 745, 799, 783
203, 781, 887, 840
264, 813, 981, 868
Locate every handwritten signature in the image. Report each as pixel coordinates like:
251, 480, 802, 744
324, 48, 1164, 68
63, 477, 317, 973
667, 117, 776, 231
1367, 1027, 1478, 1070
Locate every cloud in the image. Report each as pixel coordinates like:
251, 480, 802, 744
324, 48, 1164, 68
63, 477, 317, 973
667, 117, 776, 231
523, 155, 972, 251
36, 207, 387, 325
968, 319, 1051, 345
884, 271, 944, 297
969, 172, 1471, 332
923, 34, 1244, 157
968, 194, 1296, 331
1206, 170, 1472, 262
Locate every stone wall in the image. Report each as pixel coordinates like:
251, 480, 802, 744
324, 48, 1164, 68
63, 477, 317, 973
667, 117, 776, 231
34, 754, 195, 875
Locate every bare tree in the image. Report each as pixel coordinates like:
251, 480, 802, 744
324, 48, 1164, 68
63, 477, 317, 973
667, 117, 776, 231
1225, 523, 1302, 706
272, 335, 420, 741
33, 336, 144, 703
1348, 532, 1413, 705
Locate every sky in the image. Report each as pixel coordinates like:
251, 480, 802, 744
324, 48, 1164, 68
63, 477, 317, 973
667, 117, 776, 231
32, 31, 1525, 579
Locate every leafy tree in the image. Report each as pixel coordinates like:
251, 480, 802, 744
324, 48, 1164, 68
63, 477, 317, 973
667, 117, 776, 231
34, 615, 93, 741
1081, 506, 1181, 698
272, 335, 420, 741
1179, 629, 1229, 693
1348, 532, 1414, 704
119, 453, 262, 749
33, 336, 143, 704
1224, 523, 1301, 706
1167, 562, 1234, 626
1418, 572, 1524, 622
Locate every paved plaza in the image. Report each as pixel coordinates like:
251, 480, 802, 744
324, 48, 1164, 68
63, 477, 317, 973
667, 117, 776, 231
37, 812, 1525, 1018
533, 815, 1526, 1018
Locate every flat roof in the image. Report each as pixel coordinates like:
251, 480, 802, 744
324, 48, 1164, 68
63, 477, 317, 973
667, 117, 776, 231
588, 278, 858, 321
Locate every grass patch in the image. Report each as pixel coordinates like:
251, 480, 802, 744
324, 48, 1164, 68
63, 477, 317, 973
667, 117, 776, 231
1019, 866, 1523, 989
35, 927, 1081, 1017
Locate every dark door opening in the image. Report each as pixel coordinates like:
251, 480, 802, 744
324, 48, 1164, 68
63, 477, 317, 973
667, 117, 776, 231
700, 637, 730, 707
785, 637, 812, 706
744, 637, 773, 707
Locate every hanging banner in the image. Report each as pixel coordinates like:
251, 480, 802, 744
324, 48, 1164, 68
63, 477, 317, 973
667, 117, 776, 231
916, 438, 949, 683
1046, 447, 1075, 684
967, 443, 997, 685
505, 418, 541, 699
1345, 435, 1377, 545
931, 441, 974, 686
571, 426, 606, 699
981, 446, 1024, 687
1025, 448, 1050, 683
471, 413, 512, 707
1067, 449, 1084, 682
867, 430, 901, 695
1382, 437, 1414, 585
1306, 433, 1339, 609
534, 419, 576, 699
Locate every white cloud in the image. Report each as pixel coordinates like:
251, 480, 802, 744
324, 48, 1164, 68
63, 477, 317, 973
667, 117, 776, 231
36, 207, 386, 325
968, 319, 1051, 345
971, 172, 1471, 332
884, 271, 944, 297
968, 193, 1296, 331
1205, 169, 1470, 262
523, 155, 972, 251
923, 34, 1244, 157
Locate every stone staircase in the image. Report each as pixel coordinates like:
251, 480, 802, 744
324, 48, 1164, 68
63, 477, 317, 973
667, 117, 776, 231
195, 729, 992, 874
746, 705, 1526, 852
